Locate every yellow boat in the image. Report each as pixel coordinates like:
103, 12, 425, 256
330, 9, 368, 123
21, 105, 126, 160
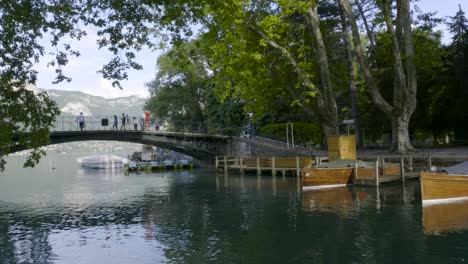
423, 199, 468, 234
301, 159, 400, 190
421, 171, 468, 204
302, 167, 355, 190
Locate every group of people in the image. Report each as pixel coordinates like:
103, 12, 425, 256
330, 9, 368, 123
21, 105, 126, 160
76, 111, 160, 132
112, 111, 155, 131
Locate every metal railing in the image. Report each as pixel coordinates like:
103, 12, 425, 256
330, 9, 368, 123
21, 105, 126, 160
49, 115, 245, 135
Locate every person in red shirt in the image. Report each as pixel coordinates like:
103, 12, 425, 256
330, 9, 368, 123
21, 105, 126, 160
145, 111, 150, 130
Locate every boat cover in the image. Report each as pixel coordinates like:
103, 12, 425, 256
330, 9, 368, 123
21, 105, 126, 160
77, 154, 128, 163
440, 161, 468, 175
318, 159, 374, 168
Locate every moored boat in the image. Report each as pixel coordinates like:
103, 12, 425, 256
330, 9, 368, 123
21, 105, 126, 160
302, 159, 372, 190
421, 161, 468, 204
302, 159, 401, 190
302, 167, 355, 190
123, 159, 194, 172
421, 172, 468, 204
77, 154, 128, 169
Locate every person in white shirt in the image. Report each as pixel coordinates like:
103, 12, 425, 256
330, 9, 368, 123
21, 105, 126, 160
133, 117, 138, 131
77, 112, 85, 131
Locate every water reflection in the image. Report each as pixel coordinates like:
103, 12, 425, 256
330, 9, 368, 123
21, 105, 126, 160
2, 153, 468, 263
423, 200, 468, 235
300, 182, 422, 216
301, 186, 368, 217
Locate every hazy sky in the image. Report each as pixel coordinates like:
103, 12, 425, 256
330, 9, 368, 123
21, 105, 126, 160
34, 1, 464, 99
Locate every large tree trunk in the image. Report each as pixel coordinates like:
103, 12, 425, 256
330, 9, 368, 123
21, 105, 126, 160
391, 113, 414, 153
338, 1, 361, 147
388, 0, 417, 152
307, 5, 339, 137
339, 0, 417, 153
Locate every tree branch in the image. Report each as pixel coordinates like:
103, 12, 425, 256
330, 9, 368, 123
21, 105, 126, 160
248, 24, 317, 93
339, 0, 393, 115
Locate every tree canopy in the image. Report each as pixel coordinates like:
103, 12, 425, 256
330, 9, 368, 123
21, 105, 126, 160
1, 0, 468, 170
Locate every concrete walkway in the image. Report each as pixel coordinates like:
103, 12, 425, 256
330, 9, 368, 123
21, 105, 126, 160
358, 147, 468, 160
308, 146, 468, 161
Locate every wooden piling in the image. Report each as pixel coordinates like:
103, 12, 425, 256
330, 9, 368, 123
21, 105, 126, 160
409, 155, 413, 173
400, 158, 405, 183
215, 156, 219, 169
272, 157, 276, 176
296, 156, 300, 178
314, 156, 319, 167
256, 157, 261, 176
240, 156, 244, 175
224, 156, 228, 174
428, 155, 432, 169
375, 159, 380, 187
354, 160, 359, 181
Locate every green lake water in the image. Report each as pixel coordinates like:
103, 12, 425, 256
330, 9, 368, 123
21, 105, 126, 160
1, 146, 468, 263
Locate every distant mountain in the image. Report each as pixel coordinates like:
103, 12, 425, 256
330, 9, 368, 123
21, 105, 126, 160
41, 88, 146, 117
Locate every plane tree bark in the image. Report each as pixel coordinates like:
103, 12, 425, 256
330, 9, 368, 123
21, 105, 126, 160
340, 0, 417, 153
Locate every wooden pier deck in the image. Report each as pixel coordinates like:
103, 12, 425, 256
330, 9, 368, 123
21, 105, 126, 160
216, 156, 426, 186
355, 172, 420, 186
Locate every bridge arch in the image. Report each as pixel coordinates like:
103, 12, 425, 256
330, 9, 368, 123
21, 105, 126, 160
11, 131, 232, 160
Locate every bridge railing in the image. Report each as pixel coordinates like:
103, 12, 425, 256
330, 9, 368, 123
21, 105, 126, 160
49, 115, 245, 135
51, 116, 113, 131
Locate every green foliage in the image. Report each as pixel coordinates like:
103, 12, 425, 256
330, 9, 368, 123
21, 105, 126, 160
145, 38, 246, 135
145, 40, 208, 132
2, 0, 466, 171
0, 1, 68, 170
259, 122, 322, 146
446, 5, 468, 140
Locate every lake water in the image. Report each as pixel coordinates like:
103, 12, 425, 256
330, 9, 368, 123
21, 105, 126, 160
1, 144, 468, 263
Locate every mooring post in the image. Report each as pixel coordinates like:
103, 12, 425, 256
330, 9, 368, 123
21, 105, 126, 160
381, 158, 385, 175
409, 155, 413, 173
428, 155, 432, 170
240, 156, 244, 175
256, 157, 261, 176
215, 156, 219, 169
400, 158, 405, 183
224, 156, 228, 174
354, 160, 359, 181
375, 158, 380, 187
272, 157, 276, 176
296, 156, 300, 178
314, 156, 319, 167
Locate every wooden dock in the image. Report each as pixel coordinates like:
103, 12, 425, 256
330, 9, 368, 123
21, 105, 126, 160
216, 156, 313, 177
215, 155, 429, 186
355, 172, 420, 186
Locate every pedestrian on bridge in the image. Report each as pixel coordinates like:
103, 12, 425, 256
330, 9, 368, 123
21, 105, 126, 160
140, 112, 145, 130
112, 115, 118, 130
145, 111, 150, 130
133, 117, 138, 131
76, 112, 85, 131
121, 113, 126, 130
